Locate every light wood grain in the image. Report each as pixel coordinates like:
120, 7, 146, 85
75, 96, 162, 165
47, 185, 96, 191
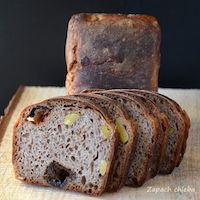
0, 86, 199, 200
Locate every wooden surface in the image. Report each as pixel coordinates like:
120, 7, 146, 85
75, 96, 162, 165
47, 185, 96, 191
0, 86, 199, 200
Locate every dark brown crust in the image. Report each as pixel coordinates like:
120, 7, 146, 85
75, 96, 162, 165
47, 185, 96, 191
12, 96, 119, 196
66, 13, 161, 94
0, 86, 24, 144
91, 90, 158, 186
175, 110, 190, 167
73, 93, 137, 191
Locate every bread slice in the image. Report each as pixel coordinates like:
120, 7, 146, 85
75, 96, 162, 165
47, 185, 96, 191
73, 93, 136, 191
91, 91, 158, 186
121, 89, 186, 174
107, 90, 169, 178
12, 97, 118, 196
153, 93, 190, 167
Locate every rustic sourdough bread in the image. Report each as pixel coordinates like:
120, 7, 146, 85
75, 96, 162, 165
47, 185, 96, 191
66, 13, 161, 94
91, 91, 158, 186
107, 90, 169, 178
13, 97, 118, 196
123, 89, 186, 174
73, 93, 136, 191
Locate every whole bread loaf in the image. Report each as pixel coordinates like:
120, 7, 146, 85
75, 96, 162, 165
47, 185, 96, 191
66, 13, 161, 94
13, 97, 118, 196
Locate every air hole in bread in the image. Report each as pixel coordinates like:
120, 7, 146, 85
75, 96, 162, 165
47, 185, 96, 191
94, 185, 98, 189
90, 118, 93, 123
88, 183, 93, 187
136, 104, 140, 108
67, 138, 70, 142
83, 135, 86, 140
175, 123, 179, 130
71, 156, 75, 161
161, 123, 167, 132
69, 147, 73, 152
58, 125, 62, 133
65, 144, 69, 149
90, 161, 94, 173
81, 176, 86, 185
93, 152, 99, 161
22, 132, 29, 137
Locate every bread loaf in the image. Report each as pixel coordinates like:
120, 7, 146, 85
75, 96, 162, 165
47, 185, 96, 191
66, 13, 161, 94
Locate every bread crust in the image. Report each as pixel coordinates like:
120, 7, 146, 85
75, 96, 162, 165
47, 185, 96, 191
66, 13, 161, 94
13, 96, 119, 196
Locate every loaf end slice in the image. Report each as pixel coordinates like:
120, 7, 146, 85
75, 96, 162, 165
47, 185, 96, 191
13, 97, 118, 196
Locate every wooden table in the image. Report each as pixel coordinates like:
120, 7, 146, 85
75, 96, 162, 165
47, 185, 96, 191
0, 86, 199, 200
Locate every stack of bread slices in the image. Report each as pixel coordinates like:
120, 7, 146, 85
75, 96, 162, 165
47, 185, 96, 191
13, 89, 190, 196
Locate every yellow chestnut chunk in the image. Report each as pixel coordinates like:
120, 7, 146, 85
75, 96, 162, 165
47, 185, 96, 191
99, 160, 107, 176
115, 118, 129, 144
100, 124, 110, 139
169, 128, 174, 134
64, 113, 80, 125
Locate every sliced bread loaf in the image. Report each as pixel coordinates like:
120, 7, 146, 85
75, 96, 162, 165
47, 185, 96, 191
73, 93, 136, 191
91, 91, 158, 186
122, 89, 186, 174
13, 97, 118, 196
107, 90, 169, 178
